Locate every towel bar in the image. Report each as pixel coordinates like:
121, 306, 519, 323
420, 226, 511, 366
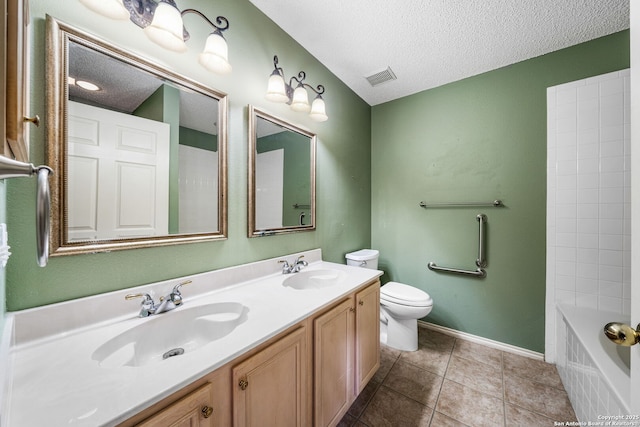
0, 156, 53, 267
419, 200, 502, 208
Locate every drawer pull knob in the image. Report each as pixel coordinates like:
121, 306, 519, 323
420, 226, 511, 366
239, 378, 249, 390
359, 300, 364, 306
24, 115, 40, 127
201, 406, 213, 418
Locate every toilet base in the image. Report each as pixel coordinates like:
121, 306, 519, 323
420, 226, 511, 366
380, 314, 418, 352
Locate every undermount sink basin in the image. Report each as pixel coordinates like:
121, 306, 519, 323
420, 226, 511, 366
92, 302, 249, 368
282, 269, 347, 290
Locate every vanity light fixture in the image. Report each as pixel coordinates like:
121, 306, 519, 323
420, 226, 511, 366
79, 0, 232, 75
265, 55, 328, 122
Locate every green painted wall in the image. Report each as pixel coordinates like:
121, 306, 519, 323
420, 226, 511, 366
179, 127, 218, 152
0, 182, 5, 335
371, 31, 630, 352
6, 0, 371, 310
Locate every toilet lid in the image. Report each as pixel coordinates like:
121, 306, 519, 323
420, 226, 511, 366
380, 282, 433, 307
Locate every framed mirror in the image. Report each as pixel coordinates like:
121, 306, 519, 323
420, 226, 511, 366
248, 105, 316, 237
46, 16, 228, 256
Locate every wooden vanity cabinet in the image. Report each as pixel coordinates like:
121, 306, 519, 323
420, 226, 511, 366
354, 282, 380, 393
232, 326, 308, 427
313, 298, 355, 427
119, 279, 380, 427
313, 280, 380, 427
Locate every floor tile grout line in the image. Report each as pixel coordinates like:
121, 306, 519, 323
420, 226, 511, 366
353, 352, 400, 425
427, 337, 463, 427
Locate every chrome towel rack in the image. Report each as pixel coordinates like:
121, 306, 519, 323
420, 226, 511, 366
428, 214, 487, 278
419, 200, 503, 208
0, 156, 53, 267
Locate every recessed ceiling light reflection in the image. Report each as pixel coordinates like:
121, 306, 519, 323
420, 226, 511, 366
76, 80, 101, 91
68, 76, 101, 91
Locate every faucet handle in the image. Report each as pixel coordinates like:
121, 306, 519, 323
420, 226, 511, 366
172, 280, 192, 293
170, 280, 192, 306
125, 292, 153, 303
278, 259, 291, 267
125, 293, 155, 317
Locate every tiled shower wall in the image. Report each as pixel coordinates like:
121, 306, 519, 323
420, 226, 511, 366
546, 69, 631, 361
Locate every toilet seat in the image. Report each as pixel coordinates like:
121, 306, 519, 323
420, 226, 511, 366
380, 282, 433, 307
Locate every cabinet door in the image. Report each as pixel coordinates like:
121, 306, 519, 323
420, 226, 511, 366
233, 326, 307, 427
314, 298, 355, 427
136, 383, 214, 427
355, 282, 380, 393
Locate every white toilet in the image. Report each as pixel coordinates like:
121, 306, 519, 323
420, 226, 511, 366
345, 249, 433, 351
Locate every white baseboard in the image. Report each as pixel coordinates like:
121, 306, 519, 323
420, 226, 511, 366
418, 320, 544, 361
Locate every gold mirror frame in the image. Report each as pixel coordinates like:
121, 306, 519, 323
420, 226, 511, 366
3, 0, 30, 161
46, 16, 228, 256
248, 105, 316, 237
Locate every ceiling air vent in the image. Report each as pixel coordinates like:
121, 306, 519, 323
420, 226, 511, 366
365, 66, 397, 87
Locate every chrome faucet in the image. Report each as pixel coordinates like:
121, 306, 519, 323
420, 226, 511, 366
125, 280, 192, 317
278, 255, 308, 274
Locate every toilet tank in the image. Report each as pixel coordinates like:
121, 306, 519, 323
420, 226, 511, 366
345, 249, 379, 270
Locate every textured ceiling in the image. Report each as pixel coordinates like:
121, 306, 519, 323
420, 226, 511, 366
249, 0, 630, 106
69, 42, 219, 135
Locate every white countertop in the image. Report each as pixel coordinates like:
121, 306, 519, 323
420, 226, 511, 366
3, 249, 382, 426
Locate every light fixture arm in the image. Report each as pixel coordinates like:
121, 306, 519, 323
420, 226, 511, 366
289, 72, 325, 96
181, 8, 230, 39
272, 55, 284, 75
123, 1, 230, 42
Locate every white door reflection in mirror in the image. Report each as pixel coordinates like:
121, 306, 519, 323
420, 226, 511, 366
256, 149, 284, 229
68, 101, 170, 241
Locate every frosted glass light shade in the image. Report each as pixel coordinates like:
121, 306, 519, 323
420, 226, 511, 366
199, 32, 232, 74
79, 0, 129, 20
309, 96, 328, 122
265, 74, 288, 103
143, 2, 187, 52
291, 86, 310, 112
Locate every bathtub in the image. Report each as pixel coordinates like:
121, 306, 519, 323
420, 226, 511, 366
557, 304, 630, 422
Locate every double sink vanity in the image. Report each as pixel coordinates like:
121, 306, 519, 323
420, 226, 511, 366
3, 249, 382, 426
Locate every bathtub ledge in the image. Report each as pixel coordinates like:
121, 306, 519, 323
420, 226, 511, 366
558, 304, 630, 412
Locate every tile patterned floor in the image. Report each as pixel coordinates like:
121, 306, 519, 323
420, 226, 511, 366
339, 326, 577, 427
